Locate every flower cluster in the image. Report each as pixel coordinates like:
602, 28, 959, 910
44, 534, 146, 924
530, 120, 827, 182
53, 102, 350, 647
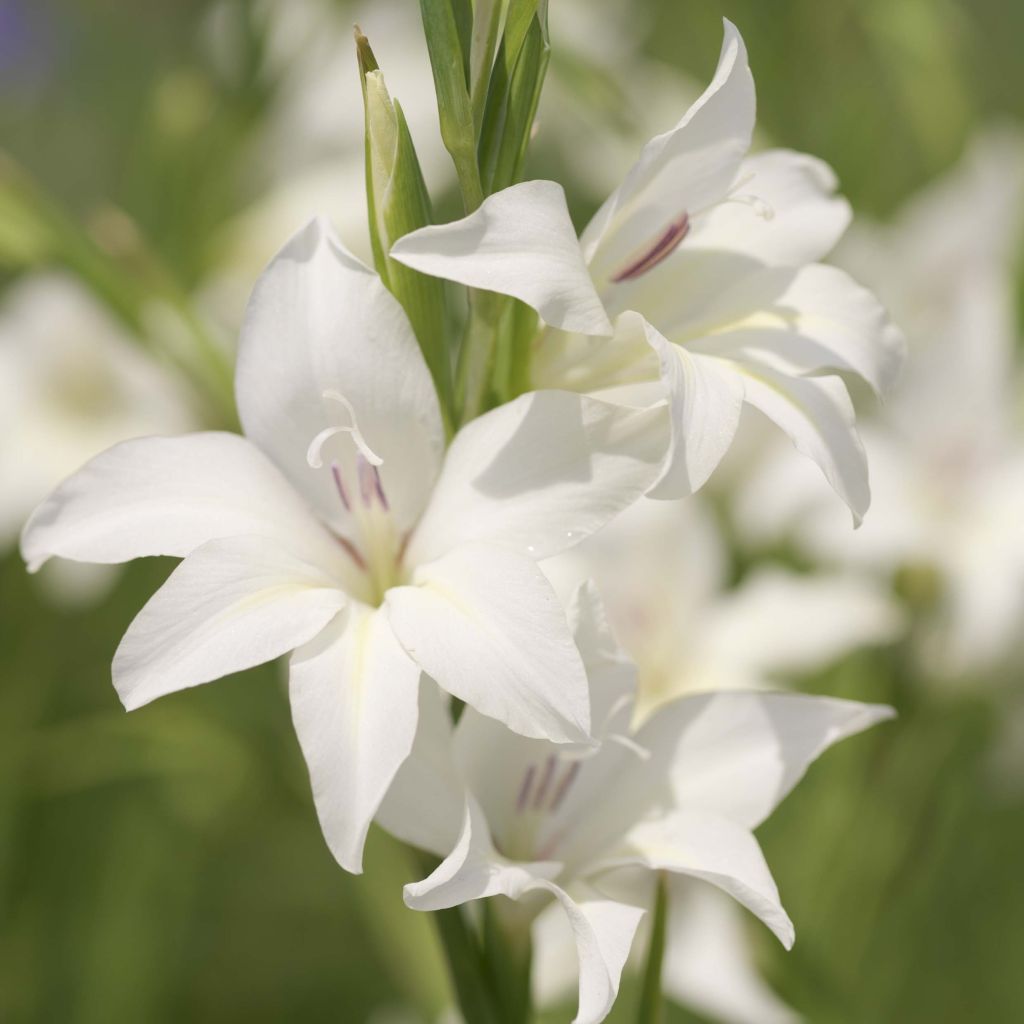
20, 16, 902, 1024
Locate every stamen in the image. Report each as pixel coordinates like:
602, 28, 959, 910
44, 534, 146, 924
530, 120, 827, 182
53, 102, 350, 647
606, 733, 651, 760
549, 760, 581, 812
610, 212, 690, 283
516, 764, 536, 813
532, 755, 557, 810
357, 455, 389, 509
330, 461, 351, 511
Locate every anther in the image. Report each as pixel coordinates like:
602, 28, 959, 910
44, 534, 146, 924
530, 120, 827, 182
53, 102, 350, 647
610, 213, 690, 283
516, 764, 536, 813
549, 760, 581, 812
330, 461, 351, 511
532, 755, 557, 810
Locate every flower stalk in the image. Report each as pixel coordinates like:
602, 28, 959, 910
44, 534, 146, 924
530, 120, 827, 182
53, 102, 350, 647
636, 874, 669, 1024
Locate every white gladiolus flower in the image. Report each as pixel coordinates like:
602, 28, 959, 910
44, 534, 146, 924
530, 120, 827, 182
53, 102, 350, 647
735, 131, 1024, 678
0, 273, 195, 551
545, 498, 903, 718
20, 217, 666, 872
389, 19, 904, 522
379, 585, 894, 1024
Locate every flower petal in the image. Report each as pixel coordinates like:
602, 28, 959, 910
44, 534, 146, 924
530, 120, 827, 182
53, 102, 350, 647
615, 809, 794, 948
628, 314, 744, 499
390, 180, 612, 336
407, 389, 667, 567
112, 536, 346, 711
583, 19, 754, 284
21, 432, 345, 574
686, 263, 905, 396
236, 217, 444, 533
386, 542, 592, 743
547, 888, 645, 1024
737, 365, 870, 524
403, 796, 560, 910
635, 691, 895, 831
289, 604, 421, 873
688, 149, 852, 265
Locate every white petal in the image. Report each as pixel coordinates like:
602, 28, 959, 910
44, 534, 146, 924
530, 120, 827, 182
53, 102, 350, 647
390, 181, 612, 336
289, 604, 421, 873
21, 432, 344, 574
687, 264, 905, 396
614, 809, 794, 947
236, 217, 445, 533
407, 390, 667, 567
688, 149, 852, 265
403, 797, 560, 911
386, 542, 592, 743
583, 19, 754, 283
635, 690, 895, 830
737, 365, 870, 524
112, 536, 347, 711
376, 681, 466, 859
629, 314, 744, 499
548, 888, 645, 1024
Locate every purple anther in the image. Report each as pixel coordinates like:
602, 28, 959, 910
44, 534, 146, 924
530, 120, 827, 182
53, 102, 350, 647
549, 760, 581, 812
330, 461, 351, 511
532, 755, 557, 810
610, 212, 690, 283
356, 455, 389, 510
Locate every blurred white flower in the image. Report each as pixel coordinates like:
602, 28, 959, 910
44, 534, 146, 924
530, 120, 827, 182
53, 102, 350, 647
735, 130, 1024, 679
381, 584, 893, 1024
0, 273, 195, 552
545, 497, 903, 719
22, 217, 666, 872
391, 20, 903, 521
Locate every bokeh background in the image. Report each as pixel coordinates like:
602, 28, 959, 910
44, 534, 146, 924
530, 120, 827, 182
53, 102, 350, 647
2, 0, 1022, 1021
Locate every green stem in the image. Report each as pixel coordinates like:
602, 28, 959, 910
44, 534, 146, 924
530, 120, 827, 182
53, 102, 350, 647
412, 849, 502, 1024
482, 902, 533, 1024
636, 875, 669, 1024
455, 289, 503, 425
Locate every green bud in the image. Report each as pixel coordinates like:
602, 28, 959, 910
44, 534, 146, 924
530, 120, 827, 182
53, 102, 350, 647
356, 29, 455, 432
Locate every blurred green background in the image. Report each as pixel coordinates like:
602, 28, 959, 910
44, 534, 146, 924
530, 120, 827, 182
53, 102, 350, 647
2, 1, 1022, 1021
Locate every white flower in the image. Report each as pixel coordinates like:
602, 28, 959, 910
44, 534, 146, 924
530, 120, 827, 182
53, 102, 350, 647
545, 497, 903, 718
379, 585, 894, 1024
0, 273, 195, 549
21, 217, 665, 872
389, 19, 903, 522
735, 130, 1024, 678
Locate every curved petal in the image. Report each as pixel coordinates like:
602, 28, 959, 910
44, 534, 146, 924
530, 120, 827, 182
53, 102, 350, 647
628, 314, 744, 499
21, 432, 346, 575
634, 691, 895, 830
403, 800, 642, 1024
390, 181, 612, 336
687, 148, 852, 265
289, 604, 421, 873
236, 217, 444, 533
386, 542, 592, 743
403, 797, 560, 911
547, 887, 645, 1024
611, 808, 794, 948
584, 19, 754, 284
407, 390, 667, 567
686, 264, 905, 396
737, 365, 870, 524
112, 536, 347, 711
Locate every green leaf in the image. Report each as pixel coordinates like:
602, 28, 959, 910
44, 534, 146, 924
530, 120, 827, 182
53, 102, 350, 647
419, 0, 484, 211
357, 32, 455, 432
